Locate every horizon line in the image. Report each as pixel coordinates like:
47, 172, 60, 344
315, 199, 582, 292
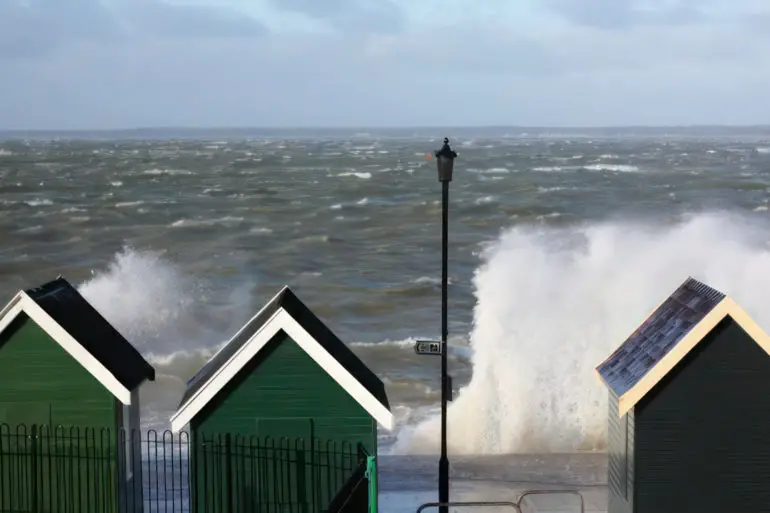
3, 124, 770, 133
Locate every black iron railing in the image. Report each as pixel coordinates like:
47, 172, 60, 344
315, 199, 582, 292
0, 423, 366, 513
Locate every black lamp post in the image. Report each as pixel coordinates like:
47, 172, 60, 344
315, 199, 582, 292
434, 137, 456, 513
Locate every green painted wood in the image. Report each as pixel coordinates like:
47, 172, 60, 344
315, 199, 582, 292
0, 314, 118, 513
193, 330, 376, 450
0, 314, 115, 428
190, 331, 376, 513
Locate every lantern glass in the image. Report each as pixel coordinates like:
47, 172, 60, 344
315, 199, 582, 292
436, 155, 454, 182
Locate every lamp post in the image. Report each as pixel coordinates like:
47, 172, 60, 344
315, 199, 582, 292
434, 137, 456, 513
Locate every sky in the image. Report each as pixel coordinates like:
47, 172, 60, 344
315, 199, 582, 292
2, 0, 770, 129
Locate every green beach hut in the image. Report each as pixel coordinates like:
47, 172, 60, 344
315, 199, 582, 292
0, 277, 155, 513
170, 285, 393, 513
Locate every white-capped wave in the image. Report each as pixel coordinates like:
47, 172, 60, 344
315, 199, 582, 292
25, 198, 53, 207
583, 163, 640, 172
143, 168, 192, 176
337, 171, 372, 179
400, 212, 770, 454
170, 216, 245, 228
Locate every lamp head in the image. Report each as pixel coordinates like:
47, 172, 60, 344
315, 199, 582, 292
434, 137, 457, 182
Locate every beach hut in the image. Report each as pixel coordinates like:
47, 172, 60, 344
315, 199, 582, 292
170, 285, 392, 513
596, 277, 770, 513
0, 276, 155, 513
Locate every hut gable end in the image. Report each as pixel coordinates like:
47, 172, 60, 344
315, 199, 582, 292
0, 277, 154, 405
170, 286, 393, 433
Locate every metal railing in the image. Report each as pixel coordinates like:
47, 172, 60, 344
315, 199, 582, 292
0, 423, 367, 513
416, 489, 585, 513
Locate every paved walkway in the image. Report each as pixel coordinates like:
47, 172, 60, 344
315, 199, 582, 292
377, 454, 608, 513
381, 482, 607, 513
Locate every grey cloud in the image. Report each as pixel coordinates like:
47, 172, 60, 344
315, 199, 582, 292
3, 26, 770, 129
268, 0, 404, 34
0, 0, 118, 58
366, 18, 767, 79
116, 1, 266, 39
0, 0, 265, 59
546, 0, 705, 30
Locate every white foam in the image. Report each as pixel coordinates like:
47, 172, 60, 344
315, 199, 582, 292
169, 216, 245, 228
532, 166, 575, 172
143, 168, 192, 176
474, 196, 497, 205
400, 212, 770, 454
338, 171, 372, 179
76, 247, 256, 430
583, 163, 640, 173
469, 167, 511, 174
24, 198, 53, 207
77, 247, 201, 349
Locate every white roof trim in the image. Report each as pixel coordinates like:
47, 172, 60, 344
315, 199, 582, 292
205, 285, 291, 365
170, 308, 394, 433
604, 297, 770, 416
0, 292, 132, 405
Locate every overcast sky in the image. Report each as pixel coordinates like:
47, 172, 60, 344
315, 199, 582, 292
2, 0, 770, 129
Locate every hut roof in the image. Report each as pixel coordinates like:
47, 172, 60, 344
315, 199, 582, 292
0, 277, 155, 405
170, 285, 393, 432
596, 277, 770, 416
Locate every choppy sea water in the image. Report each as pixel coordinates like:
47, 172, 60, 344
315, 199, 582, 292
5, 127, 770, 510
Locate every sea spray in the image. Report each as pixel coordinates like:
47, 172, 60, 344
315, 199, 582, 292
78, 247, 201, 348
398, 212, 770, 454
76, 246, 255, 428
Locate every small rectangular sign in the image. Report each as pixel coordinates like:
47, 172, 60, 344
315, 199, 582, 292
414, 340, 442, 355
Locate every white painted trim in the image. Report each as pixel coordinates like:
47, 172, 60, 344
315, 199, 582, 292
281, 313, 394, 430
171, 308, 284, 432
0, 292, 132, 405
597, 296, 770, 417
123, 403, 132, 479
171, 307, 394, 433
205, 285, 291, 364
0, 295, 23, 336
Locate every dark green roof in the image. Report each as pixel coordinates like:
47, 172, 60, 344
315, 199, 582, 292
25, 277, 155, 391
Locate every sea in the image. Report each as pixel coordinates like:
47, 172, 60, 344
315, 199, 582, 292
4, 126, 770, 511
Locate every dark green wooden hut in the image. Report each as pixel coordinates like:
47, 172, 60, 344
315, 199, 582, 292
596, 277, 770, 513
171, 285, 392, 513
0, 277, 155, 513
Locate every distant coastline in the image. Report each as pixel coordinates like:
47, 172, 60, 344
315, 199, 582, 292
4, 125, 770, 141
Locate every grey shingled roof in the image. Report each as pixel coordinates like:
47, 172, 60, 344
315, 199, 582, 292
597, 277, 725, 397
178, 286, 390, 415
24, 277, 155, 391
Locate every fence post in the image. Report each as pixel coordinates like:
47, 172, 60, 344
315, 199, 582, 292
225, 433, 233, 513
30, 425, 38, 513
296, 439, 308, 513
365, 456, 377, 513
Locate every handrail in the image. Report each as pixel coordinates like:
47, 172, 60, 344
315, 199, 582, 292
416, 501, 521, 513
366, 456, 378, 513
416, 488, 585, 513
517, 489, 585, 513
